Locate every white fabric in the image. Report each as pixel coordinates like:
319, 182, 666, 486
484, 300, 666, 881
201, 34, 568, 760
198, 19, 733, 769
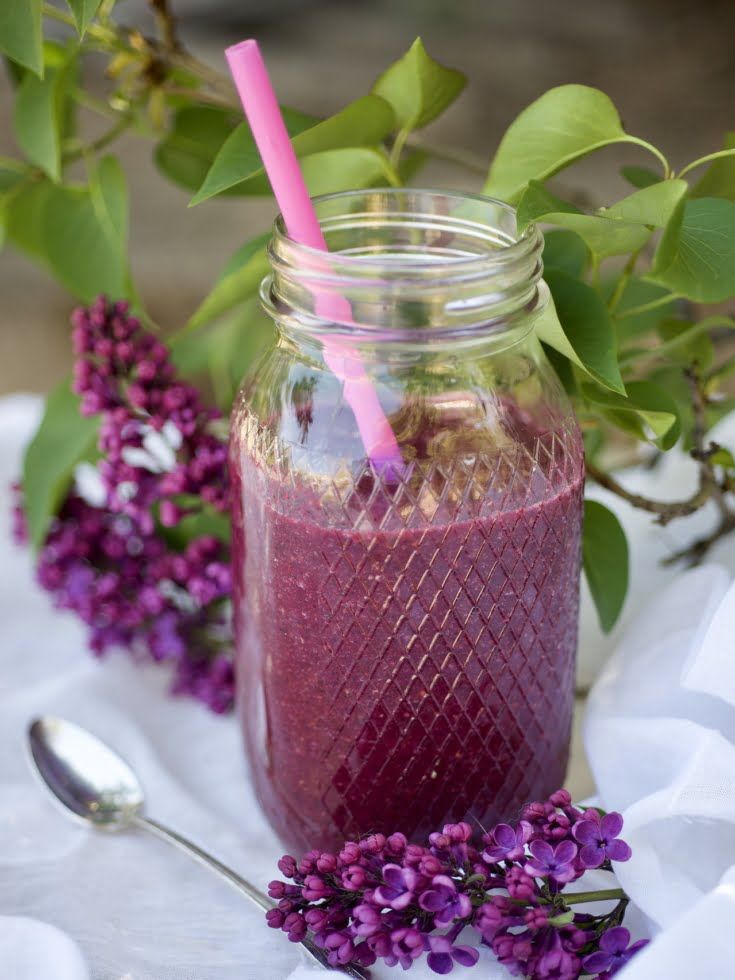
0, 916, 90, 980
2, 392, 735, 979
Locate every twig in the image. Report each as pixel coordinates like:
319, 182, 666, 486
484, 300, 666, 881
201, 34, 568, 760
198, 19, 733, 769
404, 136, 488, 177
585, 462, 713, 524
616, 292, 680, 320
63, 116, 133, 165
42, 2, 234, 101
588, 368, 735, 563
149, 0, 179, 53
663, 510, 735, 567
607, 248, 641, 313
163, 85, 239, 111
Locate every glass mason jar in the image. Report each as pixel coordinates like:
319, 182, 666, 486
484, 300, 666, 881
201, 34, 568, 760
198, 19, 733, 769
229, 189, 584, 854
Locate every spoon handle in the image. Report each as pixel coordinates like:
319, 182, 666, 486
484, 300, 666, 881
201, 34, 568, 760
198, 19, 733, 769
132, 815, 369, 980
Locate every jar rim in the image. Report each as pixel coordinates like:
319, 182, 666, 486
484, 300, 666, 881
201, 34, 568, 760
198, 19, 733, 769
265, 187, 546, 339
271, 187, 542, 276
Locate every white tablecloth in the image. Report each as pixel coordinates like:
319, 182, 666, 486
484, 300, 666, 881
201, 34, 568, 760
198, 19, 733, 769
2, 392, 735, 980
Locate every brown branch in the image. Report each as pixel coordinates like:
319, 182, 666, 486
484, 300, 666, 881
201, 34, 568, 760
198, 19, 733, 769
588, 367, 735, 563
663, 510, 735, 567
149, 0, 180, 53
584, 462, 713, 525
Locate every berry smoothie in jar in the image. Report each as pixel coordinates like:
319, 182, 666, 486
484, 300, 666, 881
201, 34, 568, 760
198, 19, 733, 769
230, 190, 584, 853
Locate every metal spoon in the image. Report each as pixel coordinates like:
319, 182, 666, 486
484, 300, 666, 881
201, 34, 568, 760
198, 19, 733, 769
27, 716, 369, 979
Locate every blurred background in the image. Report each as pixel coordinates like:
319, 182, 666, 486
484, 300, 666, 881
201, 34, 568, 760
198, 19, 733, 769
2, 0, 734, 394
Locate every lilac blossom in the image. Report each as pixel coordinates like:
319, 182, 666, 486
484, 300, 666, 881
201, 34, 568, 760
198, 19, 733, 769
419, 875, 472, 925
374, 864, 419, 910
482, 821, 531, 863
582, 927, 649, 976
524, 839, 579, 883
266, 791, 645, 978
14, 297, 233, 712
572, 812, 632, 869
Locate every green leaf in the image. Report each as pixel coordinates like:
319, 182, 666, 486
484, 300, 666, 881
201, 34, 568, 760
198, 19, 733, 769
612, 278, 677, 342
5, 179, 52, 259
539, 270, 625, 393
604, 179, 688, 228
710, 446, 735, 469
516, 181, 580, 231
207, 302, 274, 409
154, 105, 245, 193
656, 318, 714, 369
518, 180, 651, 259
65, 0, 103, 36
484, 85, 659, 203
172, 300, 274, 410
650, 198, 687, 276
89, 154, 128, 253
582, 380, 681, 449
548, 911, 575, 927
648, 198, 735, 303
542, 230, 588, 278
159, 503, 231, 550
13, 67, 65, 180
0, 0, 42, 75
22, 380, 99, 550
185, 236, 270, 331
217, 232, 271, 280
398, 146, 428, 183
583, 499, 629, 633
542, 342, 577, 396
691, 133, 735, 203
298, 147, 394, 196
41, 168, 129, 302
620, 165, 662, 189
190, 96, 394, 204
371, 37, 465, 131
548, 213, 650, 259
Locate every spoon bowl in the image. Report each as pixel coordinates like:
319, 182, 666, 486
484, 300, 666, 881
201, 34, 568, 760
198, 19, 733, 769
28, 717, 143, 829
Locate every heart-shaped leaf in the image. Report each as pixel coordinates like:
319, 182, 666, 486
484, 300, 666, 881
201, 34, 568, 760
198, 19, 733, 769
371, 37, 465, 131
190, 96, 394, 204
542, 230, 588, 278
583, 499, 629, 633
185, 235, 271, 331
538, 270, 625, 393
22, 380, 100, 551
296, 147, 395, 196
154, 105, 242, 193
13, 56, 76, 180
484, 85, 662, 203
40, 158, 130, 301
516, 181, 581, 231
648, 197, 735, 303
691, 133, 735, 203
582, 379, 681, 449
65, 0, 103, 36
604, 179, 688, 228
5, 179, 53, 259
0, 0, 43, 75
518, 181, 651, 258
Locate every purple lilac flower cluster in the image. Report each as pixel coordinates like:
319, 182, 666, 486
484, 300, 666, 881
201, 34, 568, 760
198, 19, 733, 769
15, 297, 234, 712
267, 790, 646, 978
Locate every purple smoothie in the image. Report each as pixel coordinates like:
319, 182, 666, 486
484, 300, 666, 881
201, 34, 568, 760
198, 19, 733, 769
231, 404, 584, 853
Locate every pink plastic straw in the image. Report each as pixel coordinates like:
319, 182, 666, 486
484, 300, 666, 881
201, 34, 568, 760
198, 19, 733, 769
225, 39, 402, 472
